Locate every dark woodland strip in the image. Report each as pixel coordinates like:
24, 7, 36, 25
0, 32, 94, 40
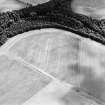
0, 0, 105, 45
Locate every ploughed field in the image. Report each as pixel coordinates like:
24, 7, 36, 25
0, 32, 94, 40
0, 29, 105, 105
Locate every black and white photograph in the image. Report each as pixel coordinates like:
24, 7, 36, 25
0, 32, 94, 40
0, 0, 105, 105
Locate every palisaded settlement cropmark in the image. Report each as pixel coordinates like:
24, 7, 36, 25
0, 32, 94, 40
1, 28, 105, 105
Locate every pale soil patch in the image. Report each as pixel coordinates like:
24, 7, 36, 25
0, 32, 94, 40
0, 0, 28, 12
22, 80, 72, 105
0, 54, 51, 105
0, 29, 105, 105
8, 29, 82, 85
18, 0, 50, 6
